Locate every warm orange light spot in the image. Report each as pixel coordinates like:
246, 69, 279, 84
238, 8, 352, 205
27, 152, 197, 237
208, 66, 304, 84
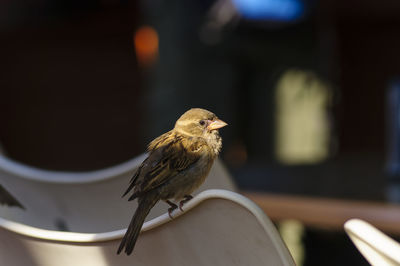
134, 26, 159, 67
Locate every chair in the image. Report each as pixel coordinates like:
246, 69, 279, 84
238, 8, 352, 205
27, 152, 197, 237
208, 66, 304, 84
0, 189, 295, 266
0, 153, 235, 232
344, 219, 400, 266
0, 143, 24, 208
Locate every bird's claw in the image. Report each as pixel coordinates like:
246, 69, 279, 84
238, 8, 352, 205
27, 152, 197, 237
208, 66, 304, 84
168, 207, 176, 219
179, 195, 193, 212
166, 200, 178, 219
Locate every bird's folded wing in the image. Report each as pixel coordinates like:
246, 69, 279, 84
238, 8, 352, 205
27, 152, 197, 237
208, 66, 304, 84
140, 138, 201, 192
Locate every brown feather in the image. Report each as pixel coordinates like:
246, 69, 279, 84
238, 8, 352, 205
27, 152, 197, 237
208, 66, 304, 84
118, 108, 226, 255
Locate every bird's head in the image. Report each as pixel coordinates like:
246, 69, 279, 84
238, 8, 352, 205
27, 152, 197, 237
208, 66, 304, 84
174, 108, 227, 139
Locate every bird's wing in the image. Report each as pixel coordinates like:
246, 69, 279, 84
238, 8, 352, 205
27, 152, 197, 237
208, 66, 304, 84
0, 184, 24, 209
127, 132, 201, 200
122, 160, 146, 197
122, 131, 174, 198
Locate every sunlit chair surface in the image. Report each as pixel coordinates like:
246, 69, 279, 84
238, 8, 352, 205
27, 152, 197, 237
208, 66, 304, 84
0, 189, 295, 266
344, 219, 400, 266
0, 153, 235, 232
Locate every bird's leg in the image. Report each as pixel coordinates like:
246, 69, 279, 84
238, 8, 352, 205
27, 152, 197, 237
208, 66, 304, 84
165, 200, 178, 218
179, 195, 193, 211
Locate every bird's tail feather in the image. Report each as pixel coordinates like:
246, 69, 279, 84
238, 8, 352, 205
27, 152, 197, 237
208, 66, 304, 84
117, 194, 159, 255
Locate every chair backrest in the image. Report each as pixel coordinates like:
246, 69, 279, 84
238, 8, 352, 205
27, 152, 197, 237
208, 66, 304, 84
0, 189, 295, 266
344, 219, 400, 266
0, 153, 235, 232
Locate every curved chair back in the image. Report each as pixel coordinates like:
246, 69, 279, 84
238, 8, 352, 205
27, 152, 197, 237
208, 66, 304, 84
0, 154, 235, 232
345, 219, 400, 266
0, 189, 294, 266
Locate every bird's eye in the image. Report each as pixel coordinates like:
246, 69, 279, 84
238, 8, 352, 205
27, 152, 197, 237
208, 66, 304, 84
199, 120, 206, 126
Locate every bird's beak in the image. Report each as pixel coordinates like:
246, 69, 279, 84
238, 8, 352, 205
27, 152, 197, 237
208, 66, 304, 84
207, 119, 228, 131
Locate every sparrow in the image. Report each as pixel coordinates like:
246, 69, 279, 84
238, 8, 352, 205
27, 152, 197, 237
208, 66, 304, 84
0, 184, 24, 209
117, 108, 227, 255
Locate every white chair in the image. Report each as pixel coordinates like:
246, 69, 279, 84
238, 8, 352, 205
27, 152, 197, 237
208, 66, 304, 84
0, 153, 235, 232
0, 144, 24, 208
0, 189, 295, 266
0, 184, 24, 209
344, 219, 400, 266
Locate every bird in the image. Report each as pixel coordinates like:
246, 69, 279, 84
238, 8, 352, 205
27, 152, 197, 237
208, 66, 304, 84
117, 108, 227, 255
0, 184, 24, 209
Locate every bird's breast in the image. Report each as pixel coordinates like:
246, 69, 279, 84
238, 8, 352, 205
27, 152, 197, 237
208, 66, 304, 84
160, 154, 214, 200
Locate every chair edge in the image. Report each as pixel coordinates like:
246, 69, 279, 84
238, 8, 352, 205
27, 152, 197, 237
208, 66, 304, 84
0, 153, 146, 184
344, 218, 400, 264
0, 188, 294, 265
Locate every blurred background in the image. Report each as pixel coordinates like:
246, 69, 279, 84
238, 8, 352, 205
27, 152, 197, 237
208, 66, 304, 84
1, 0, 400, 265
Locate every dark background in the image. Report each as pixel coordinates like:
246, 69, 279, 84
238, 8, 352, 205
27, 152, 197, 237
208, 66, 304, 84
1, 0, 400, 265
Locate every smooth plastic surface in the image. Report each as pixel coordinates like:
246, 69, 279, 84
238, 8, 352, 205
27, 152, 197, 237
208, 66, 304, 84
345, 219, 400, 266
0, 153, 235, 232
0, 189, 295, 266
